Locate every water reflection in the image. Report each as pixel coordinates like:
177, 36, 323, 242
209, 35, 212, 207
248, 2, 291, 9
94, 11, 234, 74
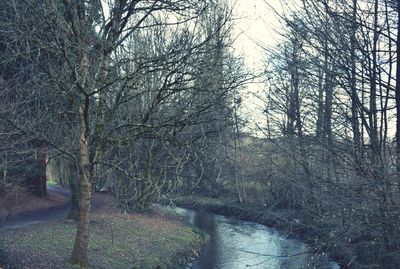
175, 208, 339, 269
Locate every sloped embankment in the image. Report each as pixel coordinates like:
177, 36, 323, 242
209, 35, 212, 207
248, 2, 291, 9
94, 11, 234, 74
0, 193, 207, 269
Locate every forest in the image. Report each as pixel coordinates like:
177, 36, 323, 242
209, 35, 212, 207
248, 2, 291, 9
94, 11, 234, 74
0, 0, 399, 269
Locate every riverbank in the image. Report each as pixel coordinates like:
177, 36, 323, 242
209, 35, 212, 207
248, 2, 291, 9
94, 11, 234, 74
0, 193, 207, 269
171, 194, 354, 269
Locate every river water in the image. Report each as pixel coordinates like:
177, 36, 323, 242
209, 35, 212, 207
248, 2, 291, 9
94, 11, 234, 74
174, 207, 340, 269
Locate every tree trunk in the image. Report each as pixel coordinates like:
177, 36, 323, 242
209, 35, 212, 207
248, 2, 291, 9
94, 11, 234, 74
316, 67, 324, 139
233, 98, 243, 203
323, 46, 333, 181
34, 141, 47, 198
70, 41, 92, 267
370, 0, 379, 163
70, 103, 92, 267
350, 0, 361, 169
396, 1, 400, 188
67, 177, 80, 221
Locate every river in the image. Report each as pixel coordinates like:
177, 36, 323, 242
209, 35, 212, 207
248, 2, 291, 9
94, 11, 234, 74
174, 207, 340, 269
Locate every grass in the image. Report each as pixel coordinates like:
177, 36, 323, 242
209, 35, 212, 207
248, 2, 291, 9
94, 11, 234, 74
46, 180, 58, 187
0, 194, 206, 269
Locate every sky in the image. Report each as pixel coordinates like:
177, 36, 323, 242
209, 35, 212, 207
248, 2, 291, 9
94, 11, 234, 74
232, 0, 287, 67
230, 0, 290, 132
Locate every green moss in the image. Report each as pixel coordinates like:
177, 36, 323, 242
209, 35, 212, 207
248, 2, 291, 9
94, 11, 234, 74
47, 180, 58, 187
69, 259, 90, 269
191, 226, 209, 242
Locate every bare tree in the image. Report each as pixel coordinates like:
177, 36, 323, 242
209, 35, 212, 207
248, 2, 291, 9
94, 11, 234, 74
257, 0, 400, 267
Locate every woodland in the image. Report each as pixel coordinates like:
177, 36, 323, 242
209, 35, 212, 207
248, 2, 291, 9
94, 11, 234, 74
0, 0, 399, 268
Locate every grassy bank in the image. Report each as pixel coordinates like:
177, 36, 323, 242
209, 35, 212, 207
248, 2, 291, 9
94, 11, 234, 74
0, 194, 207, 269
172, 194, 354, 269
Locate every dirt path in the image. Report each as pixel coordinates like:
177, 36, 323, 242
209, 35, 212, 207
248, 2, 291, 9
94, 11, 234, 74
1, 186, 71, 230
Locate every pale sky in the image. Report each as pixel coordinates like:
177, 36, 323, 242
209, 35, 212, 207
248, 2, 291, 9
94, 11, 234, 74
233, 0, 287, 67
231, 0, 291, 132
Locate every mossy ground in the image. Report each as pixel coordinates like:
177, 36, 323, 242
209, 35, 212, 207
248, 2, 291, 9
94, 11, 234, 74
0, 194, 205, 269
